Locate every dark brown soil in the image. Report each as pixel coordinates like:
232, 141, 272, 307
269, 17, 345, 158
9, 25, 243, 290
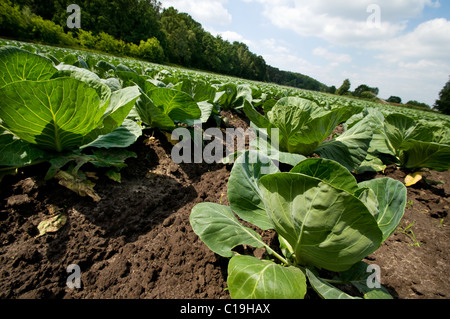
0, 112, 449, 299
362, 166, 450, 299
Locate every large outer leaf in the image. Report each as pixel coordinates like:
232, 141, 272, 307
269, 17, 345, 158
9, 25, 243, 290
286, 107, 354, 155
384, 113, 426, 151
248, 122, 306, 166
0, 78, 105, 152
178, 79, 217, 103
339, 261, 393, 299
227, 255, 307, 299
53, 64, 111, 107
401, 140, 450, 171
365, 108, 394, 155
290, 158, 359, 194
189, 203, 265, 257
85, 85, 141, 142
197, 101, 214, 123
266, 97, 314, 153
82, 119, 142, 149
0, 131, 45, 166
259, 173, 382, 272
135, 90, 175, 129
0, 46, 56, 87
358, 178, 407, 242
227, 150, 279, 230
316, 115, 374, 171
243, 100, 272, 129
306, 268, 360, 299
149, 88, 201, 124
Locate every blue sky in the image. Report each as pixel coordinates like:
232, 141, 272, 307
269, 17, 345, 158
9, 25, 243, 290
159, 0, 450, 106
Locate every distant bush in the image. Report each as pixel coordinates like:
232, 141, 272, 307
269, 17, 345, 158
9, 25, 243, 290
354, 84, 379, 97
31, 16, 77, 46
405, 100, 431, 110
328, 85, 337, 94
387, 96, 402, 104
360, 91, 378, 100
77, 29, 97, 49
95, 32, 124, 55
138, 37, 165, 63
125, 42, 140, 58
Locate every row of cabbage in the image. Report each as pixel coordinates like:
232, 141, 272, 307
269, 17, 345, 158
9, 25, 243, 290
191, 96, 449, 299
1, 44, 449, 299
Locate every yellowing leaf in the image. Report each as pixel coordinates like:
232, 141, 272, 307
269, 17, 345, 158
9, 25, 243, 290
36, 213, 67, 237
85, 171, 99, 180
55, 170, 101, 202
405, 172, 423, 187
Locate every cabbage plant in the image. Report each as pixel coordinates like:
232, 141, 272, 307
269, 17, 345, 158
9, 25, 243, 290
114, 67, 213, 129
0, 46, 142, 200
382, 113, 450, 172
348, 109, 450, 182
243, 97, 373, 171
190, 151, 407, 299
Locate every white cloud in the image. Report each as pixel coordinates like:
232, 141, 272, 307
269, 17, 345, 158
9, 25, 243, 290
260, 38, 290, 54
206, 28, 254, 47
159, 0, 232, 26
264, 52, 322, 75
220, 31, 253, 46
371, 18, 450, 63
367, 18, 450, 105
357, 59, 448, 105
245, 0, 447, 104
257, 40, 342, 85
245, 0, 440, 46
312, 47, 352, 64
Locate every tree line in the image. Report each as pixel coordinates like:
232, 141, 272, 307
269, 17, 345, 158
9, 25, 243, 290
1, 0, 329, 92
334, 77, 450, 115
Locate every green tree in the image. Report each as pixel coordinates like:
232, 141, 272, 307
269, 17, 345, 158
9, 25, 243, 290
336, 79, 351, 95
328, 86, 337, 94
161, 7, 196, 65
16, 0, 163, 44
201, 32, 219, 70
387, 96, 402, 104
0, 0, 31, 38
354, 84, 379, 97
435, 76, 450, 115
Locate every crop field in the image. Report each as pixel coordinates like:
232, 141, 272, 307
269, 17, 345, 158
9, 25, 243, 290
0, 40, 449, 300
